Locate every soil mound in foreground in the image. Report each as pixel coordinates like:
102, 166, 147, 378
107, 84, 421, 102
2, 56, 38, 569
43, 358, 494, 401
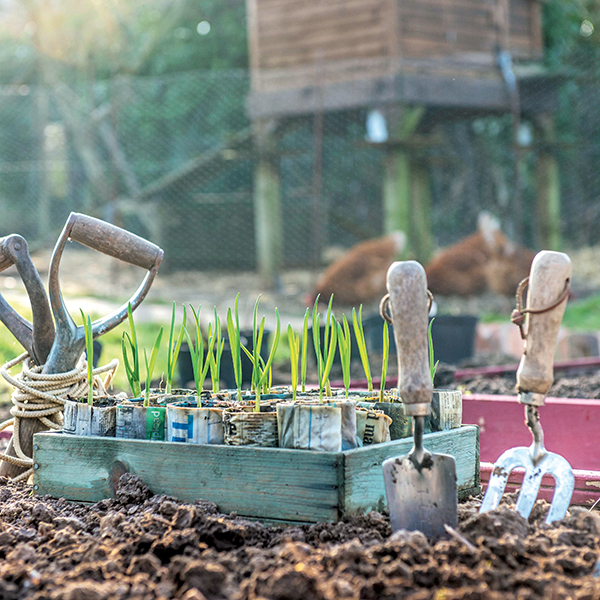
0, 475, 598, 599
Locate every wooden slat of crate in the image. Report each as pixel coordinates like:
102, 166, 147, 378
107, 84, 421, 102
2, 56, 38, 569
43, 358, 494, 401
33, 426, 479, 523
342, 426, 480, 514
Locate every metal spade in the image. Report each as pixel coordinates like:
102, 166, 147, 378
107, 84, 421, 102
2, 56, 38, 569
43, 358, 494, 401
382, 260, 457, 538
480, 250, 574, 524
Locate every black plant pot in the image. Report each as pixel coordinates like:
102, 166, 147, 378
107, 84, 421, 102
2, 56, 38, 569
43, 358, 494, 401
363, 312, 478, 366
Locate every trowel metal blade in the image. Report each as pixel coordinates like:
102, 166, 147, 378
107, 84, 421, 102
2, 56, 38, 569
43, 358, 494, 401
480, 446, 575, 524
383, 452, 458, 539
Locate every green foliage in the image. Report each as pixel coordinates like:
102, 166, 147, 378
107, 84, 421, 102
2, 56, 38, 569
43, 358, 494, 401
337, 315, 352, 399
144, 328, 164, 407
428, 318, 440, 383
301, 308, 309, 393
562, 292, 600, 330
287, 324, 300, 402
208, 308, 224, 394
241, 299, 281, 411
184, 305, 216, 408
226, 294, 242, 400
122, 303, 142, 398
312, 295, 338, 400
352, 306, 373, 392
380, 321, 389, 403
80, 309, 94, 406
166, 302, 187, 394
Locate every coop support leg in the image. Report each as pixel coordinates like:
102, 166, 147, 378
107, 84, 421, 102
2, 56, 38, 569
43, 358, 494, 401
383, 105, 429, 261
253, 119, 283, 289
534, 114, 561, 250
410, 160, 433, 264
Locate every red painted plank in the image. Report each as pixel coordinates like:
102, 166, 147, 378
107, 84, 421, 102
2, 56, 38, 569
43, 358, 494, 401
481, 462, 600, 507
463, 394, 600, 471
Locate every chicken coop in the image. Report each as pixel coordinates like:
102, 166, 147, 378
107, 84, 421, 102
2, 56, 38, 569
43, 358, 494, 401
245, 0, 561, 286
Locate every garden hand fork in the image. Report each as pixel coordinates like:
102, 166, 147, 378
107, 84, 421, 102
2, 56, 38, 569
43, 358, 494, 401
480, 250, 574, 524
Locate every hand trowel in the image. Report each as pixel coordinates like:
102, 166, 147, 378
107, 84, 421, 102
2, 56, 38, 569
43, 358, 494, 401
382, 260, 457, 538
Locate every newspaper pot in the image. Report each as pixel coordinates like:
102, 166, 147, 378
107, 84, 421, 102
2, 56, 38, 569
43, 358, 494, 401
63, 397, 117, 437
425, 389, 462, 433
276, 398, 357, 452
116, 399, 167, 441
355, 406, 392, 446
223, 405, 278, 447
354, 389, 410, 440
166, 397, 225, 445
356, 389, 462, 439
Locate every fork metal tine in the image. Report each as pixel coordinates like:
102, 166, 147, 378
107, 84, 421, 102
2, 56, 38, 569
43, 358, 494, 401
481, 447, 575, 524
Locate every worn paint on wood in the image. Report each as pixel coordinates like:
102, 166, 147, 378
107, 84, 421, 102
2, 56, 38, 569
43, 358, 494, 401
462, 394, 600, 471
33, 426, 479, 523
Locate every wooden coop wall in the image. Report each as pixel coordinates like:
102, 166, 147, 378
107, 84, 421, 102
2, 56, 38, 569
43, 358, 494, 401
247, 0, 543, 93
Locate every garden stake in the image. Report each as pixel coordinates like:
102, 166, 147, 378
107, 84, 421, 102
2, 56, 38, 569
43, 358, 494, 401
480, 251, 574, 524
382, 261, 457, 539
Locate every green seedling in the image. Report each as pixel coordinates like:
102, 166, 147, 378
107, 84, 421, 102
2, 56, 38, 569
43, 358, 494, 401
122, 302, 142, 398
288, 324, 300, 402
300, 307, 309, 393
242, 299, 281, 411
143, 328, 163, 407
337, 315, 352, 399
312, 295, 338, 400
428, 318, 439, 382
166, 302, 187, 394
208, 308, 224, 394
380, 320, 389, 402
80, 309, 94, 406
184, 305, 216, 408
352, 305, 373, 392
226, 294, 242, 401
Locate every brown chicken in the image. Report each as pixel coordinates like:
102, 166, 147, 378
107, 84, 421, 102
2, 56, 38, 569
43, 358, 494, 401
425, 212, 535, 297
308, 231, 406, 306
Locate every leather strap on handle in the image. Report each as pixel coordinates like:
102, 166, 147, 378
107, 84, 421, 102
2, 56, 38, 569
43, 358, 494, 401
66, 213, 163, 270
387, 260, 432, 417
517, 251, 571, 405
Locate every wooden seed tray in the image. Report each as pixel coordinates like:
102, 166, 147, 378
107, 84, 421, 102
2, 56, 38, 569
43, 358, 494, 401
32, 426, 480, 524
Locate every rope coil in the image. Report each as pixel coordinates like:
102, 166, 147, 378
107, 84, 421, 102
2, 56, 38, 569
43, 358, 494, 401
0, 353, 118, 482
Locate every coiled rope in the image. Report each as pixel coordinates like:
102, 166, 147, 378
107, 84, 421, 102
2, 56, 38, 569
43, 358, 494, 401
0, 353, 118, 482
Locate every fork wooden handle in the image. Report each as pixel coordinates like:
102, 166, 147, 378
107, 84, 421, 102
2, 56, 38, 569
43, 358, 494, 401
387, 260, 432, 416
516, 251, 571, 404
66, 213, 163, 271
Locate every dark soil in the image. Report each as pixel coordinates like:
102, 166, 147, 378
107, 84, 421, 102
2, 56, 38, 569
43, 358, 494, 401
443, 365, 600, 399
0, 474, 599, 599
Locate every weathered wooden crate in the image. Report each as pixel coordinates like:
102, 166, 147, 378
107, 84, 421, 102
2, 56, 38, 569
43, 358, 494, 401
32, 426, 479, 524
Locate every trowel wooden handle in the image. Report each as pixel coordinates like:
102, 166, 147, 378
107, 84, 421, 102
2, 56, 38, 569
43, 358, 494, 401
66, 213, 163, 271
516, 251, 571, 404
387, 260, 432, 416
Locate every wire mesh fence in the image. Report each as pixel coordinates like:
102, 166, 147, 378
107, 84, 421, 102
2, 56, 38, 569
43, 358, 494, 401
1, 65, 600, 271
